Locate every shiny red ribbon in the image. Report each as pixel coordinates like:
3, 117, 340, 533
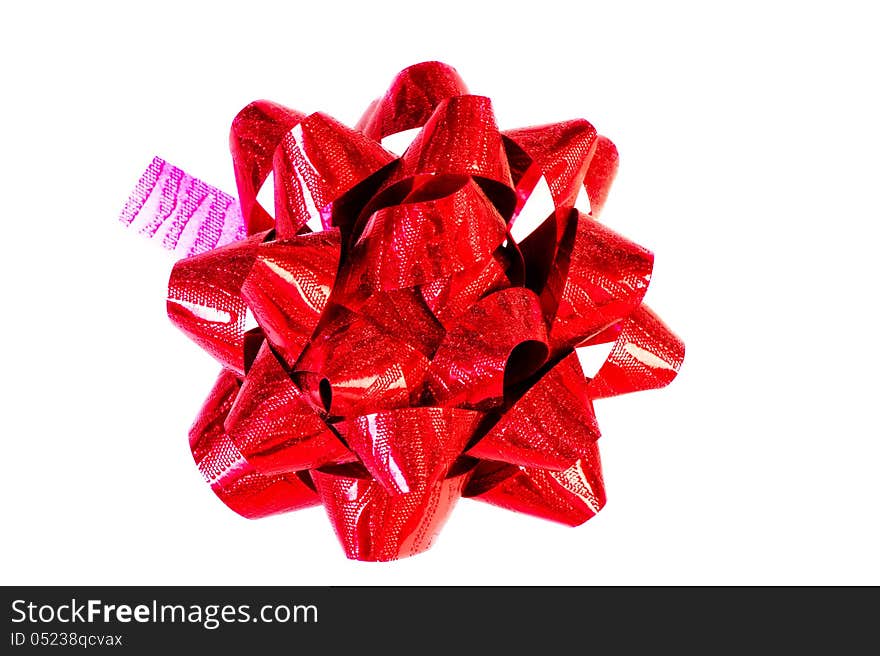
124, 62, 684, 561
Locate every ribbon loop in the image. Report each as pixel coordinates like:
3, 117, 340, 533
343, 177, 508, 295
584, 136, 619, 219
272, 112, 396, 237
225, 344, 354, 475
312, 461, 472, 562
230, 101, 306, 235
464, 445, 605, 527
356, 61, 469, 141
189, 370, 321, 519
340, 407, 483, 495
467, 352, 599, 471
585, 305, 685, 399
386, 95, 516, 219
505, 119, 598, 215
544, 211, 654, 355
167, 233, 266, 375
240, 229, 341, 366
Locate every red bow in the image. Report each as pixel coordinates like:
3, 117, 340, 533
127, 62, 684, 561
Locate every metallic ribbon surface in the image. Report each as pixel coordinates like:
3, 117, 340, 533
121, 62, 684, 561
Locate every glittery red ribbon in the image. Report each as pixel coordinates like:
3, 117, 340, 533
124, 62, 684, 561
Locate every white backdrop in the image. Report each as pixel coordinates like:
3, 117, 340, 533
2, 1, 877, 585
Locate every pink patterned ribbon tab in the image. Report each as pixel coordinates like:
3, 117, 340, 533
120, 157, 246, 257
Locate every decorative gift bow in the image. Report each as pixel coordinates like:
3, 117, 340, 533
120, 62, 684, 561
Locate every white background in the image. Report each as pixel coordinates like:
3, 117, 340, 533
2, 1, 878, 585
